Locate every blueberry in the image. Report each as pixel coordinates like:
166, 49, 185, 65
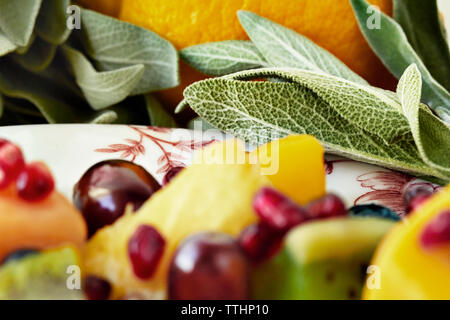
348, 204, 401, 222
2, 249, 39, 265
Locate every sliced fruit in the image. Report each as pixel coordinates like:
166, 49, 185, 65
250, 135, 326, 205
84, 149, 272, 299
195, 136, 326, 206
0, 185, 87, 261
364, 186, 450, 300
0, 246, 84, 300
251, 217, 396, 300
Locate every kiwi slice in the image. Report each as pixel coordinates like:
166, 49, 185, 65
251, 217, 396, 300
0, 246, 84, 300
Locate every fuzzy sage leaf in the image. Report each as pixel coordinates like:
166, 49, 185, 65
397, 64, 450, 180
0, 0, 42, 47
11, 36, 57, 72
237, 10, 368, 85
184, 68, 448, 182
0, 58, 117, 124
36, 0, 72, 45
63, 46, 145, 110
393, 0, 450, 92
181, 40, 267, 76
0, 30, 16, 56
351, 0, 450, 124
78, 9, 180, 95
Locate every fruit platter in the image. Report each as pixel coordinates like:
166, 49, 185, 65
0, 0, 449, 301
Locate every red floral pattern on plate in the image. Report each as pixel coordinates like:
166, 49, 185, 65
95, 126, 215, 174
354, 171, 441, 216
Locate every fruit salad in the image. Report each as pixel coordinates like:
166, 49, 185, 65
0, 136, 447, 300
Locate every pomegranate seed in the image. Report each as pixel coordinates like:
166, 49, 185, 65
16, 162, 54, 202
253, 187, 308, 232
420, 210, 450, 249
306, 194, 347, 220
128, 225, 166, 279
408, 194, 432, 213
162, 166, 184, 186
403, 185, 434, 214
239, 223, 284, 264
84, 276, 111, 300
0, 141, 25, 189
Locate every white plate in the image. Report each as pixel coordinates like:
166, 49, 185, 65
0, 124, 441, 216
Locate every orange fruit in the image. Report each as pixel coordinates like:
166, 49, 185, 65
77, 0, 122, 17
118, 0, 397, 110
0, 184, 87, 261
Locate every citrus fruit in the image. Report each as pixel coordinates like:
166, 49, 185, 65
118, 0, 397, 109
363, 186, 450, 300
77, 0, 122, 17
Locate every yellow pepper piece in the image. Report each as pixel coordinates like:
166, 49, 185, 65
250, 135, 326, 205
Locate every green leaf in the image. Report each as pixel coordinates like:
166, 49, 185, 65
393, 0, 450, 91
181, 40, 267, 76
0, 31, 17, 56
36, 0, 72, 45
145, 94, 177, 127
237, 11, 368, 85
62, 46, 145, 110
0, 58, 117, 124
184, 68, 447, 182
397, 64, 450, 180
10, 36, 57, 72
187, 117, 217, 131
351, 0, 450, 124
229, 67, 411, 144
0, 0, 42, 47
78, 9, 179, 95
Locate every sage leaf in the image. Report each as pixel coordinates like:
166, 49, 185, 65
184, 69, 447, 182
397, 64, 450, 179
62, 46, 145, 110
175, 99, 190, 114
0, 0, 42, 47
3, 98, 44, 119
237, 11, 368, 85
36, 0, 72, 45
351, 0, 450, 124
78, 9, 179, 95
181, 40, 267, 76
0, 31, 16, 56
227, 67, 411, 144
15, 33, 35, 55
11, 36, 57, 72
393, 0, 450, 91
0, 58, 117, 124
145, 94, 177, 128
187, 117, 217, 131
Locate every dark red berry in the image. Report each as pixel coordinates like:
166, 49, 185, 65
408, 195, 432, 213
403, 185, 434, 214
169, 233, 249, 300
239, 223, 284, 264
16, 162, 54, 202
306, 194, 347, 220
253, 187, 308, 232
128, 225, 166, 280
0, 141, 25, 189
420, 210, 450, 249
74, 160, 160, 237
162, 166, 184, 186
84, 276, 111, 300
